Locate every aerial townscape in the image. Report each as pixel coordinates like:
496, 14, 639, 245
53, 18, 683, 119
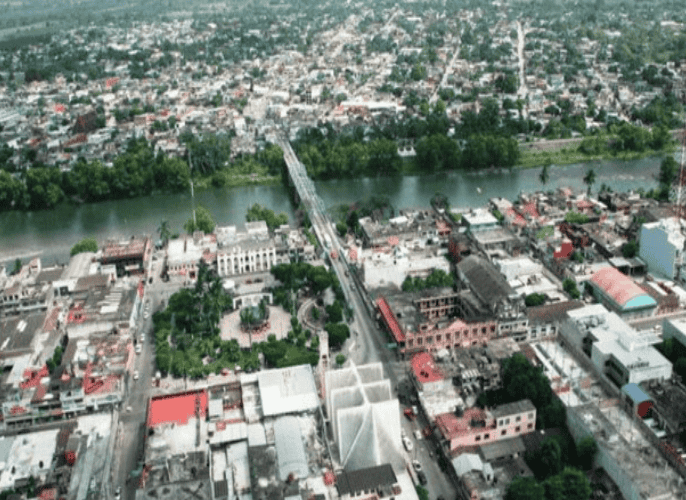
2, 0, 686, 500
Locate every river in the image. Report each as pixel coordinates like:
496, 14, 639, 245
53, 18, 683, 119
0, 155, 673, 266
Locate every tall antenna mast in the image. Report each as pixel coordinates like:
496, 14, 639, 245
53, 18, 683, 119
189, 146, 196, 227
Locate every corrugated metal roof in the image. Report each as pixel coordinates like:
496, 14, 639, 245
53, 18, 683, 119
376, 297, 405, 342
621, 383, 652, 404
273, 416, 309, 481
590, 267, 656, 309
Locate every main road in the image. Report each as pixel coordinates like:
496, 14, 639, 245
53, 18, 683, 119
111, 251, 181, 500
275, 135, 457, 500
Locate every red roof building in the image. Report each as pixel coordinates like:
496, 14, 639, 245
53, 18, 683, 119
410, 352, 444, 392
376, 297, 405, 342
553, 240, 574, 260
147, 390, 208, 428
589, 267, 657, 319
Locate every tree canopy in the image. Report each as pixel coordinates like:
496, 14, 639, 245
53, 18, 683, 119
70, 237, 98, 256
184, 205, 216, 234
477, 353, 566, 429
153, 260, 241, 377
246, 203, 289, 231
402, 269, 454, 292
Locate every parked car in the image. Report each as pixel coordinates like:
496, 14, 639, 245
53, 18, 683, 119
417, 471, 427, 485
414, 429, 422, 440
412, 459, 422, 472
115, 487, 121, 500
135, 344, 142, 354
403, 437, 413, 452
133, 370, 139, 381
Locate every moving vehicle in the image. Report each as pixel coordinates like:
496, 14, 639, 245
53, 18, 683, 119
135, 344, 142, 354
414, 429, 422, 440
115, 487, 121, 500
404, 408, 416, 421
133, 370, 139, 381
412, 459, 422, 472
403, 436, 413, 452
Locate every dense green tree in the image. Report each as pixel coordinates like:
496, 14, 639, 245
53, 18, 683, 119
326, 301, 344, 323
0, 170, 26, 210
563, 278, 581, 299
182, 131, 232, 175
506, 476, 545, 500
184, 205, 216, 234
335, 354, 346, 366
658, 156, 679, 191
525, 293, 546, 307
544, 468, 592, 500
24, 166, 64, 209
583, 168, 596, 196
575, 436, 598, 471
539, 438, 564, 477
495, 73, 518, 94
246, 203, 288, 231
326, 322, 350, 350
621, 240, 639, 258
414, 134, 461, 171
461, 135, 520, 170
70, 237, 98, 256
539, 163, 550, 187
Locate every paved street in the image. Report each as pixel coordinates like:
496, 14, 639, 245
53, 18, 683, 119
303, 192, 457, 500
111, 249, 180, 500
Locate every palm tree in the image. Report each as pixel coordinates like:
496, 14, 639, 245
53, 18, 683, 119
539, 163, 550, 187
157, 220, 172, 246
583, 168, 596, 196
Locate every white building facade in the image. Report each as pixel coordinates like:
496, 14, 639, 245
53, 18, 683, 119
639, 219, 686, 280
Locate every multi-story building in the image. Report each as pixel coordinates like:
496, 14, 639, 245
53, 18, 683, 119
560, 304, 672, 388
100, 236, 151, 277
215, 222, 288, 277
639, 218, 686, 281
217, 238, 279, 276
376, 289, 497, 357
456, 255, 528, 339
166, 232, 216, 280
435, 400, 536, 456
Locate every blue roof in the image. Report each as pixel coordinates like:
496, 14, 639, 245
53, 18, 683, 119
624, 295, 657, 311
621, 383, 652, 404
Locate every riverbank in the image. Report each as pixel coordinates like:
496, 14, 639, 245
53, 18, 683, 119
516, 142, 677, 170
192, 173, 282, 189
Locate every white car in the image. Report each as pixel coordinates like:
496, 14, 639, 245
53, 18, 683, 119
115, 487, 121, 500
133, 370, 139, 381
135, 344, 142, 354
412, 459, 422, 472
140, 334, 146, 343
403, 437, 413, 452
414, 429, 423, 440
